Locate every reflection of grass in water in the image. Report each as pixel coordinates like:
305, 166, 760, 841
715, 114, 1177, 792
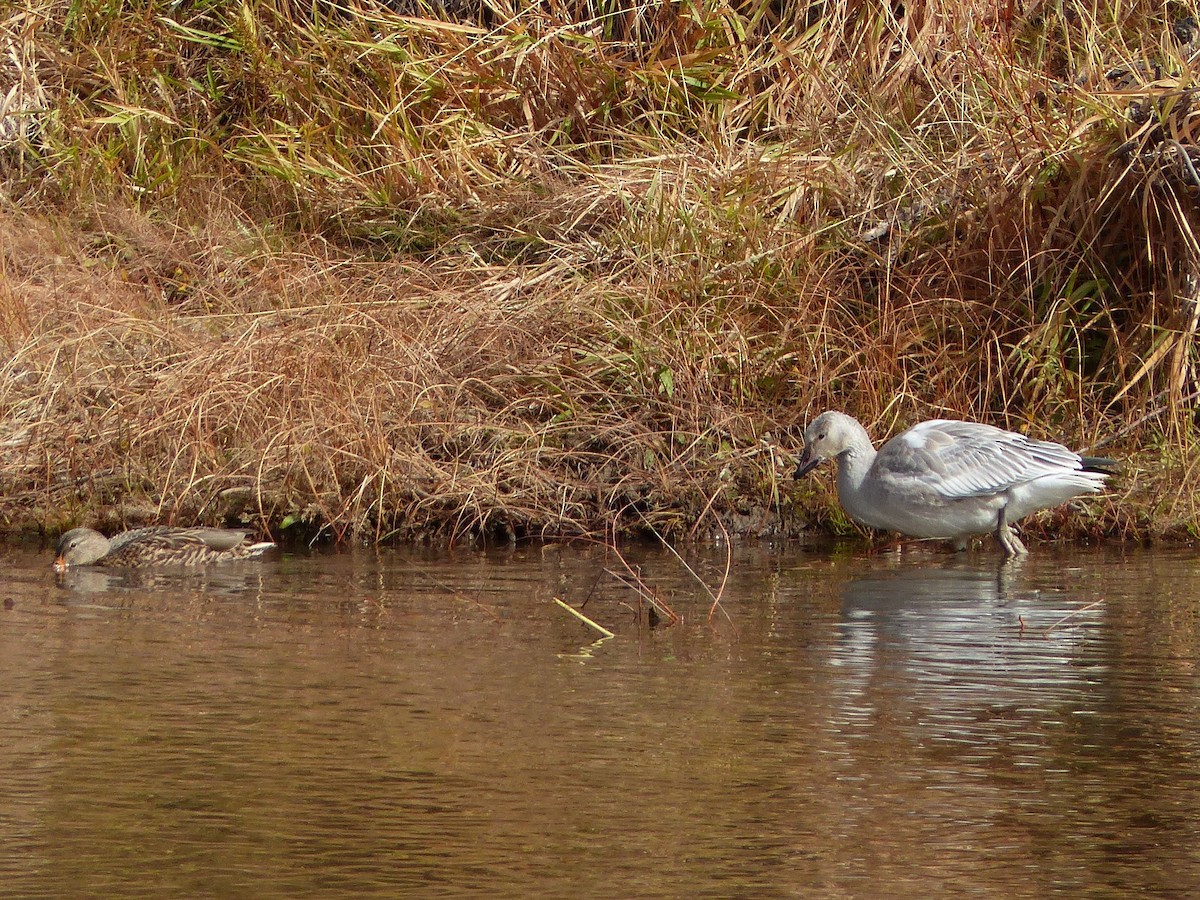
0, 1, 1195, 543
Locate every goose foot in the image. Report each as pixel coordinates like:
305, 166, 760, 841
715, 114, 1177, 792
995, 508, 1028, 558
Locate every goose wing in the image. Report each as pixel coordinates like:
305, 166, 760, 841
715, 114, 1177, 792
876, 419, 1084, 500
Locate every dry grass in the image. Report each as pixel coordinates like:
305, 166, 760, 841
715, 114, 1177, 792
0, 201, 793, 542
0, 0, 1197, 543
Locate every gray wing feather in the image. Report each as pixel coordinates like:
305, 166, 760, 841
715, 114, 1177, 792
879, 420, 1084, 500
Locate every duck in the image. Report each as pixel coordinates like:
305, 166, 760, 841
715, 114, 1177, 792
53, 526, 276, 572
795, 411, 1117, 556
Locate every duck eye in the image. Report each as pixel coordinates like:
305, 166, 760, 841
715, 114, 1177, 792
818, 432, 826, 440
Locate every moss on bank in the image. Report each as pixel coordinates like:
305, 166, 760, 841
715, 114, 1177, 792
0, 1, 1197, 545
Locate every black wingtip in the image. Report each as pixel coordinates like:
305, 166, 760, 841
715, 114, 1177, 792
1080, 455, 1121, 474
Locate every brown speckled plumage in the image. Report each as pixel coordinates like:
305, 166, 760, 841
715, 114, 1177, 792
53, 526, 275, 571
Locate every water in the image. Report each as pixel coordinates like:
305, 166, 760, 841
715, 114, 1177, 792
0, 540, 1198, 897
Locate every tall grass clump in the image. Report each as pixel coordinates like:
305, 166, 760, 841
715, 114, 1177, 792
0, 0, 1197, 542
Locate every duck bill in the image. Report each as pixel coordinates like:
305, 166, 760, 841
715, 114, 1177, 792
795, 449, 824, 478
52, 556, 68, 574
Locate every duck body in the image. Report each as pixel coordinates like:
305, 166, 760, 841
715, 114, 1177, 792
796, 411, 1116, 556
53, 526, 275, 572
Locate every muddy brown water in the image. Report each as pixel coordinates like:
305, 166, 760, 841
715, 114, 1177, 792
0, 540, 1197, 897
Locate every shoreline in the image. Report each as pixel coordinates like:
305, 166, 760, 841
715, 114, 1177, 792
0, 3, 1195, 546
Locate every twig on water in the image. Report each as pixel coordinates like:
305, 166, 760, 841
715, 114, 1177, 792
606, 543, 682, 626
605, 567, 680, 626
637, 508, 732, 626
1044, 598, 1105, 636
553, 597, 615, 639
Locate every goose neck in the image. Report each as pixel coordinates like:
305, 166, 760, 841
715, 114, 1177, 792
835, 441, 876, 498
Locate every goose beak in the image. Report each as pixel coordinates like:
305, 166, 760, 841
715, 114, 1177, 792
52, 556, 68, 574
795, 447, 824, 478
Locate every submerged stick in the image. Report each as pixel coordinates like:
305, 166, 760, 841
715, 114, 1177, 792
637, 507, 731, 626
1044, 598, 1106, 635
553, 597, 615, 638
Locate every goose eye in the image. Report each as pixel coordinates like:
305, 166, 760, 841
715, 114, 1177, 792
817, 432, 826, 440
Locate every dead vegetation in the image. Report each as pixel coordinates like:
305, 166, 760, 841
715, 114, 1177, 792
0, 205, 791, 542
0, 0, 1197, 544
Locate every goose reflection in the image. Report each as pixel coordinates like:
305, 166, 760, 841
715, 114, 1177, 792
829, 561, 1106, 742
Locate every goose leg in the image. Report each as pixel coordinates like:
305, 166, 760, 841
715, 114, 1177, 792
995, 506, 1027, 558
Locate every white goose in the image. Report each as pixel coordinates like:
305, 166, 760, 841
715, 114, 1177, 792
795, 411, 1116, 556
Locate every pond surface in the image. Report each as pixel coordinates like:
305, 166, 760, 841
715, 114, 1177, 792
0, 539, 1198, 897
